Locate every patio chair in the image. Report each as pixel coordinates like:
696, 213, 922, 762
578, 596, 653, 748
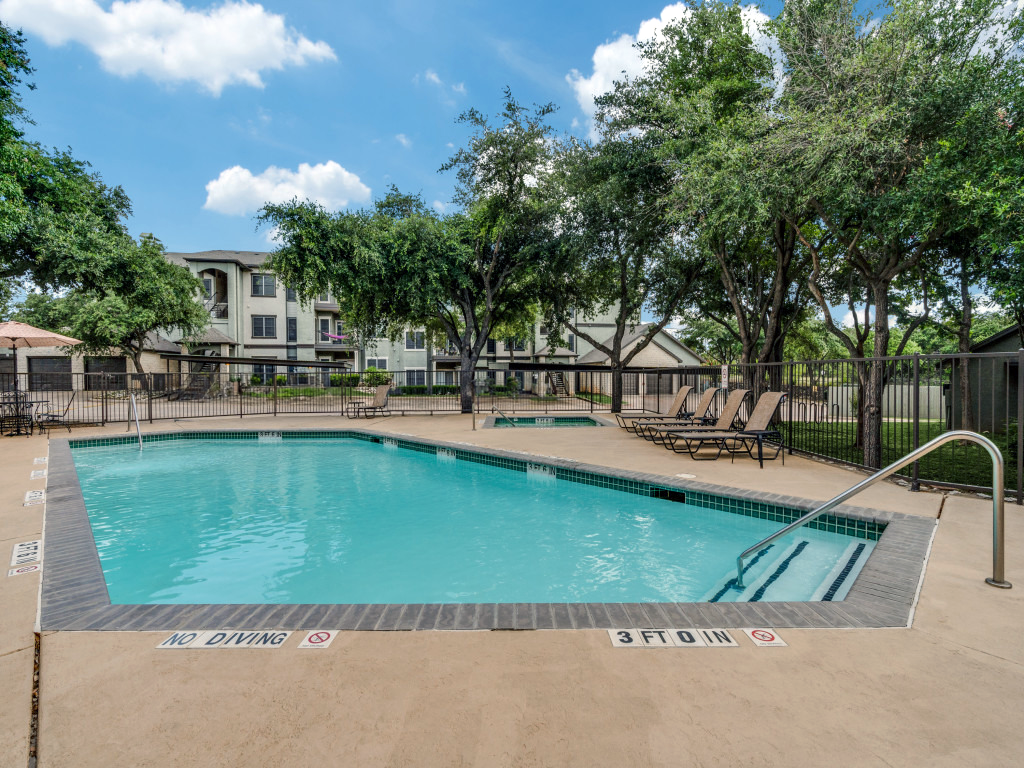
0, 392, 34, 437
663, 391, 787, 466
345, 382, 392, 419
614, 385, 693, 432
37, 392, 76, 434
641, 388, 748, 445
635, 386, 724, 441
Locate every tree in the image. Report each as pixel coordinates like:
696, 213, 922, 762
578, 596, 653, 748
0, 23, 132, 300
773, 0, 1022, 466
540, 132, 705, 412
12, 235, 208, 374
262, 91, 560, 412
600, 1, 812, 371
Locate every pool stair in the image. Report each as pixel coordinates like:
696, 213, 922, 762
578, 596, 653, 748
704, 538, 870, 603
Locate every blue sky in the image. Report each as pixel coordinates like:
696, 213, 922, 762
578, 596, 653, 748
2, 0, 784, 253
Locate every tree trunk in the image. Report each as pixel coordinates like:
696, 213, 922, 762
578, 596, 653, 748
610, 365, 623, 413
957, 258, 975, 432
862, 282, 892, 469
459, 346, 475, 414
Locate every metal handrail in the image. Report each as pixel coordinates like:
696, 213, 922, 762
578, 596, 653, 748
492, 408, 517, 426
734, 430, 1011, 590
129, 393, 143, 450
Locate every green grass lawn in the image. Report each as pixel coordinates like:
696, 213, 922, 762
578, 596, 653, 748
785, 420, 1019, 492
244, 386, 359, 399
577, 393, 612, 404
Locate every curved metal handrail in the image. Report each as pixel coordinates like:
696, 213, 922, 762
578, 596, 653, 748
129, 393, 143, 450
492, 407, 518, 427
734, 430, 1011, 590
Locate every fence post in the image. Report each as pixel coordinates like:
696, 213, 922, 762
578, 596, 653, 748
147, 373, 154, 423
273, 368, 278, 418
787, 363, 794, 455
1017, 348, 1023, 505
102, 381, 107, 426
912, 353, 920, 492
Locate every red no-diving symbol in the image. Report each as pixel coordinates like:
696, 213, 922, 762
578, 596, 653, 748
752, 630, 776, 642
308, 632, 331, 644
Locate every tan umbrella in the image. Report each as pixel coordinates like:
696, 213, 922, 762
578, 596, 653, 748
0, 321, 82, 392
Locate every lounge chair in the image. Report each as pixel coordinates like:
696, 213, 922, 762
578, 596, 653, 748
663, 391, 787, 466
641, 388, 748, 445
614, 385, 693, 432
636, 386, 723, 441
0, 392, 34, 437
37, 392, 76, 434
345, 382, 392, 419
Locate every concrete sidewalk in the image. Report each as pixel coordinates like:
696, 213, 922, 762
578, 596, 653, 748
1, 414, 1020, 767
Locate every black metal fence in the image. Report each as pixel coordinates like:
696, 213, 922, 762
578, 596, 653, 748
3, 351, 1021, 498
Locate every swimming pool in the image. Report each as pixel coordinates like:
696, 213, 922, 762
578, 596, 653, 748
70, 434, 875, 605
41, 430, 935, 631
489, 415, 608, 428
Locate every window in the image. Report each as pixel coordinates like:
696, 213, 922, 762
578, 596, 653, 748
507, 338, 526, 352
286, 286, 297, 302
437, 370, 456, 386
251, 274, 276, 297
486, 338, 496, 355
406, 369, 426, 386
286, 347, 298, 360
405, 330, 425, 350
202, 278, 213, 299
287, 318, 297, 342
252, 316, 276, 338
366, 357, 388, 370
318, 292, 330, 302
568, 333, 575, 352
318, 318, 330, 340
252, 360, 276, 385
539, 325, 548, 336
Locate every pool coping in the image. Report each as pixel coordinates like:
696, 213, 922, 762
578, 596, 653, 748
40, 429, 936, 632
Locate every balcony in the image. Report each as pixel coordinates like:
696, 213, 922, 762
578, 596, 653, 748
314, 300, 339, 313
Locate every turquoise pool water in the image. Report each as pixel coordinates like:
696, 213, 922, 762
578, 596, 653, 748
71, 438, 873, 605
494, 416, 602, 428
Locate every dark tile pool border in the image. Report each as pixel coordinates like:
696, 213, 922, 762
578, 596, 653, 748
41, 430, 936, 631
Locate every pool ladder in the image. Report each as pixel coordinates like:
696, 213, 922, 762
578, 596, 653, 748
492, 407, 517, 427
734, 431, 1011, 590
126, 393, 143, 450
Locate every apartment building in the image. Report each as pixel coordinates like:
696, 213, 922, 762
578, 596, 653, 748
164, 250, 702, 380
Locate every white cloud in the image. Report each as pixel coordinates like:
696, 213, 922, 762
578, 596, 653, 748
0, 0, 335, 95
425, 69, 442, 86
395, 133, 412, 148
203, 161, 371, 216
567, 4, 779, 138
432, 200, 447, 213
452, 82, 466, 95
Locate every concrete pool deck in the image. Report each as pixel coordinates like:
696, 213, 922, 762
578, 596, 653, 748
2, 412, 1022, 766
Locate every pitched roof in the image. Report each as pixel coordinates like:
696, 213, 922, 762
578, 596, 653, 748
576, 323, 705, 365
194, 327, 237, 345
143, 332, 181, 353
164, 250, 271, 271
971, 324, 1023, 352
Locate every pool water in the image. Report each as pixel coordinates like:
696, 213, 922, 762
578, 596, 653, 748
494, 416, 602, 427
71, 438, 873, 605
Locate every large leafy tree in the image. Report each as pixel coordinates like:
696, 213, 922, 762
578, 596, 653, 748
12, 235, 208, 374
600, 1, 812, 372
773, 0, 1023, 466
0, 23, 132, 306
263, 91, 560, 412
540, 132, 706, 412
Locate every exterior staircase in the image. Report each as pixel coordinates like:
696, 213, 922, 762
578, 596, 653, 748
547, 371, 568, 396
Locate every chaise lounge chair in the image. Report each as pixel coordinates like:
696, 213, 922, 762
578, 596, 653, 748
641, 388, 747, 445
663, 391, 787, 467
635, 386, 724, 441
614, 385, 693, 432
345, 382, 392, 419
37, 391, 76, 434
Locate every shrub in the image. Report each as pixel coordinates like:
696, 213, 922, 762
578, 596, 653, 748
250, 374, 263, 386
275, 375, 287, 385
363, 366, 390, 387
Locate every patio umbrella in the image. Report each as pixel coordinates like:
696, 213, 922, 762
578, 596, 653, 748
0, 321, 82, 392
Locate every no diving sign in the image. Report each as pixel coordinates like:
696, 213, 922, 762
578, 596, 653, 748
298, 630, 336, 649
743, 628, 788, 647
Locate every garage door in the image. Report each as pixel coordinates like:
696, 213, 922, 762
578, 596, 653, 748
29, 357, 73, 391
85, 356, 128, 391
